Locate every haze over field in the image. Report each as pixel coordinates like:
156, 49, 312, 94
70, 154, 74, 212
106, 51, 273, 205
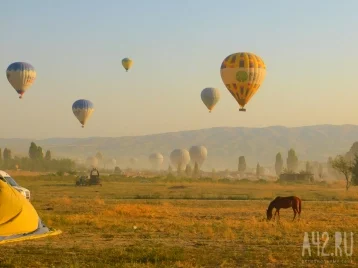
1, 124, 357, 170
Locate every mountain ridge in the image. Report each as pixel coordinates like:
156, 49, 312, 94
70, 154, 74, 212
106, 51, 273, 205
0, 124, 357, 170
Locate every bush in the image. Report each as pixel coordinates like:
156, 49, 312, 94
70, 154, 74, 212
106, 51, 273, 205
56, 171, 65, 176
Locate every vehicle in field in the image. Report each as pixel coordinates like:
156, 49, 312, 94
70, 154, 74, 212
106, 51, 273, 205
75, 168, 102, 186
0, 170, 31, 200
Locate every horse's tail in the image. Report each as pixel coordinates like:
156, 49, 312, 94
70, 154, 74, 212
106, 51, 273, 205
298, 198, 302, 214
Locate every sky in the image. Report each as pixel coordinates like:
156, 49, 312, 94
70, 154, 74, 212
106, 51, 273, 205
1, 0, 358, 139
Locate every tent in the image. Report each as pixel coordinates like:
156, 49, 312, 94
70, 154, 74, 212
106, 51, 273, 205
0, 179, 61, 244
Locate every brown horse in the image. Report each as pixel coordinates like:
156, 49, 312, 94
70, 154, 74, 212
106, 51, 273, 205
266, 196, 301, 221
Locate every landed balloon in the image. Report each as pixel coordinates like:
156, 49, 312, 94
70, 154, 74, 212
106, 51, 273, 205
122, 58, 133, 72
201, 88, 220, 113
149, 153, 164, 169
6, 62, 36, 99
170, 149, 190, 170
220, 52, 266, 111
72, 99, 94, 128
189, 145, 208, 167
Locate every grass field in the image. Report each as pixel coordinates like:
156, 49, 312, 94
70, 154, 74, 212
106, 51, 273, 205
1, 174, 358, 267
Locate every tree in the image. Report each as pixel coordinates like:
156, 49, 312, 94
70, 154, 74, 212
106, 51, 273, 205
168, 165, 173, 174
114, 166, 122, 174
3, 148, 11, 160
193, 162, 199, 177
185, 164, 192, 177
37, 146, 44, 159
287, 149, 299, 172
305, 161, 313, 173
345, 142, 358, 161
29, 142, 38, 159
318, 163, 323, 179
327, 157, 337, 178
351, 154, 358, 186
256, 163, 261, 178
331, 155, 352, 191
238, 156, 246, 174
45, 150, 52, 161
275, 152, 283, 176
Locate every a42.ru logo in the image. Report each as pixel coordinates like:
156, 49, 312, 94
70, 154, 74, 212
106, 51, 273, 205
302, 232, 353, 257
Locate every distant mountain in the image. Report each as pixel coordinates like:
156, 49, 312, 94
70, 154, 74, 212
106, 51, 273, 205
0, 124, 357, 170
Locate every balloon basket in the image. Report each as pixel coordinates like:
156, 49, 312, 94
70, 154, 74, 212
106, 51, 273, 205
239, 108, 246, 112
81, 125, 84, 128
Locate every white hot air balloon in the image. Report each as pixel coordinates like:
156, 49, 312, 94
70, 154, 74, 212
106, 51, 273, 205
170, 149, 190, 170
201, 87, 220, 112
149, 153, 164, 169
189, 145, 208, 167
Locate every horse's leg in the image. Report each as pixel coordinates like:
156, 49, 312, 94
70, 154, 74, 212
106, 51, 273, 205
292, 208, 297, 221
277, 209, 280, 221
273, 209, 277, 220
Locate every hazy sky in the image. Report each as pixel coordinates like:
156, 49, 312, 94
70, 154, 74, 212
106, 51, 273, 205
1, 0, 358, 139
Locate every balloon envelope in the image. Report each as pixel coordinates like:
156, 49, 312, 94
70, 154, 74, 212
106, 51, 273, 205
201, 88, 220, 112
122, 58, 133, 72
72, 99, 94, 128
170, 149, 190, 170
149, 153, 164, 168
189, 145, 208, 167
6, 62, 36, 99
220, 52, 266, 111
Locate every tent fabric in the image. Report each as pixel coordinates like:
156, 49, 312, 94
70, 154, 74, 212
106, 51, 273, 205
0, 180, 61, 244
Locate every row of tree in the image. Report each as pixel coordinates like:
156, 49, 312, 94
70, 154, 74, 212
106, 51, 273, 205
0, 142, 75, 172
237, 149, 326, 177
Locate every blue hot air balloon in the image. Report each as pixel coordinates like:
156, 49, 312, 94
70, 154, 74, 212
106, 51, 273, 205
72, 99, 94, 128
6, 62, 37, 99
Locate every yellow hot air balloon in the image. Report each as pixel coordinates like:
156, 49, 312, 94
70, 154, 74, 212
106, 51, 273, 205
220, 52, 266, 111
122, 58, 133, 72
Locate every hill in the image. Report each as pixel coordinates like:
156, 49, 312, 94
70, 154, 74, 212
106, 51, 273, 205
0, 124, 357, 170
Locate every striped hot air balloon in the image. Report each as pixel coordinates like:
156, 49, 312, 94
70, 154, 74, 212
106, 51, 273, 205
72, 99, 94, 128
6, 62, 36, 99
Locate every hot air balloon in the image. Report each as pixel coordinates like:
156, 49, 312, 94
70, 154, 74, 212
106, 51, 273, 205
149, 153, 164, 169
6, 62, 36, 99
201, 88, 220, 113
122, 58, 133, 72
189, 145, 208, 167
220, 52, 266, 111
72, 99, 94, 128
170, 149, 190, 170
86, 156, 98, 168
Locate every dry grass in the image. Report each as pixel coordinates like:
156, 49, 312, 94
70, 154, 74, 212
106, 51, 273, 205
1, 175, 358, 267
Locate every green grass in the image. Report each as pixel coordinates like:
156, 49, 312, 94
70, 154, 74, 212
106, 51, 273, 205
1, 175, 358, 267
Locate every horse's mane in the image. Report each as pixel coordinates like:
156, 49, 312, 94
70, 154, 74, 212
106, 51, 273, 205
268, 196, 281, 210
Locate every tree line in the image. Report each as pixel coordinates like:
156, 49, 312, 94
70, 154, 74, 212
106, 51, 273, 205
0, 142, 76, 172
